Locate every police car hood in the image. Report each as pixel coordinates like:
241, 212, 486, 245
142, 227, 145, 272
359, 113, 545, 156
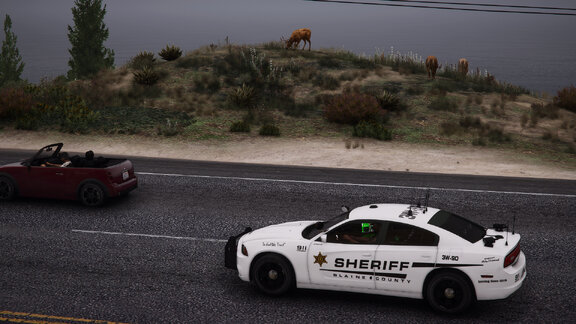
243, 220, 318, 241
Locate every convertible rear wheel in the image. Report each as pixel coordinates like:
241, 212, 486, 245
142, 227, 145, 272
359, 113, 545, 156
0, 176, 16, 200
251, 254, 295, 296
426, 271, 474, 314
79, 182, 106, 207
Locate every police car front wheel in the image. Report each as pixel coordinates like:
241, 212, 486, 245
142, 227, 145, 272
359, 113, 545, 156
251, 254, 295, 296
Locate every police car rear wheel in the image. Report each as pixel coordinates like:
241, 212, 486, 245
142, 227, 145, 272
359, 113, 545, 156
426, 271, 473, 314
252, 254, 294, 296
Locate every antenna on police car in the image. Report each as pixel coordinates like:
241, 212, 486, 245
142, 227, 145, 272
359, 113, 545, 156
423, 190, 430, 213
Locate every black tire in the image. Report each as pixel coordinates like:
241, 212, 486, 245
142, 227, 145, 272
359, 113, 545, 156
0, 176, 16, 201
426, 271, 474, 314
251, 254, 295, 296
79, 182, 106, 207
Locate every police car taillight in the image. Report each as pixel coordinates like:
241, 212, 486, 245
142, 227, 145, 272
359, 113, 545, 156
504, 243, 521, 268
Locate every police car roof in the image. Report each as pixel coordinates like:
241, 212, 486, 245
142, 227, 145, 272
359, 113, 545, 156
348, 203, 440, 226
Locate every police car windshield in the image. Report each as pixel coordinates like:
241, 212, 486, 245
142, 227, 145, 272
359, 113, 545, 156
301, 213, 348, 240
428, 210, 486, 243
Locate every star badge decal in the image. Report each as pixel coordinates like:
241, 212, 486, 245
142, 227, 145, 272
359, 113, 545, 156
313, 252, 328, 267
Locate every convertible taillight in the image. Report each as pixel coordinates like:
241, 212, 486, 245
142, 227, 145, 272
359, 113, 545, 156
504, 243, 521, 268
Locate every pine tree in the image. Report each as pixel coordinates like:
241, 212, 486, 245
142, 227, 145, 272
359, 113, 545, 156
67, 0, 114, 79
0, 14, 25, 87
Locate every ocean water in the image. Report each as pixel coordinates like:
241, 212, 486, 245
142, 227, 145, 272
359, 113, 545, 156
2, 0, 575, 94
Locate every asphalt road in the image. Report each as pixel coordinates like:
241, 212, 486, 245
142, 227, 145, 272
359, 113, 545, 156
1, 150, 575, 323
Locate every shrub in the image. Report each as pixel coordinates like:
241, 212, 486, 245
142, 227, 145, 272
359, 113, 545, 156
554, 85, 576, 112
34, 93, 99, 134
0, 87, 35, 119
129, 51, 155, 70
323, 92, 383, 125
133, 67, 160, 86
353, 121, 392, 140
230, 120, 251, 132
228, 83, 257, 109
157, 119, 183, 136
428, 96, 458, 112
193, 72, 221, 93
259, 124, 280, 136
159, 45, 183, 61
459, 116, 482, 129
376, 91, 406, 113
439, 121, 462, 136
313, 73, 340, 90
483, 126, 511, 143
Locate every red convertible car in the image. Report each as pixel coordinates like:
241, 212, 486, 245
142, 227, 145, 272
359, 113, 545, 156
0, 143, 138, 206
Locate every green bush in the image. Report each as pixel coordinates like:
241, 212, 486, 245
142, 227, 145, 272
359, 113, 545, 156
259, 124, 280, 136
553, 85, 576, 113
230, 120, 251, 132
129, 51, 155, 70
35, 94, 99, 134
159, 45, 183, 61
353, 121, 392, 140
92, 106, 192, 135
133, 67, 160, 86
323, 92, 383, 125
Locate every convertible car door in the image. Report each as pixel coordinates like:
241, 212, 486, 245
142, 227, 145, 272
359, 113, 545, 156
23, 166, 71, 199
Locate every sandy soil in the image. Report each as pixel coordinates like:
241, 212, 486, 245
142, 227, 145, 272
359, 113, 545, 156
1, 130, 575, 180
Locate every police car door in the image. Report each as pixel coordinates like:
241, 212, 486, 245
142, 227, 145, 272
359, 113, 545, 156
374, 221, 439, 294
308, 220, 382, 290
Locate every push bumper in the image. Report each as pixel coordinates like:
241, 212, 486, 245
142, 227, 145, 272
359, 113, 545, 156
224, 227, 252, 270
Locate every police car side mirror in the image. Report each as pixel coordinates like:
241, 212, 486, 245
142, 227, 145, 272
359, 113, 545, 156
320, 234, 327, 243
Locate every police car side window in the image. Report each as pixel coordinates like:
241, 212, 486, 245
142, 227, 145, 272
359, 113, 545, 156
382, 222, 439, 246
326, 220, 382, 245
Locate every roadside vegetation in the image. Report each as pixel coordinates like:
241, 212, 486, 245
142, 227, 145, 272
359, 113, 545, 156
1, 40, 575, 165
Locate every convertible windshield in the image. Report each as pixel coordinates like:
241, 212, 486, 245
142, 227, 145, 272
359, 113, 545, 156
301, 212, 348, 239
428, 210, 486, 243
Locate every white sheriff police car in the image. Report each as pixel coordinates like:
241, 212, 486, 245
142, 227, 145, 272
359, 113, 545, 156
225, 203, 526, 313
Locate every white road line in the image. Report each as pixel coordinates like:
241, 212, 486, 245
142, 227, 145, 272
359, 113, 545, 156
72, 229, 227, 243
136, 171, 576, 198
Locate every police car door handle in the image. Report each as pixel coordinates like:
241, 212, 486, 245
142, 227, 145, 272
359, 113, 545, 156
362, 254, 373, 257
421, 255, 432, 259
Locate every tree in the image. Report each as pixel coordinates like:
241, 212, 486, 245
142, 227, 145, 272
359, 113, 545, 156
67, 0, 114, 79
0, 14, 25, 87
